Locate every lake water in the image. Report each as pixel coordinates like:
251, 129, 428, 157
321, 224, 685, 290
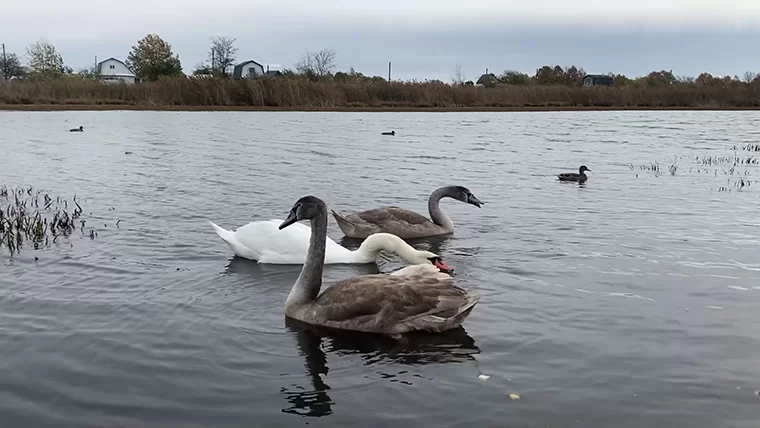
1, 110, 759, 427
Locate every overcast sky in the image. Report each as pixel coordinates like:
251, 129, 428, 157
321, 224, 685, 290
2, 0, 760, 81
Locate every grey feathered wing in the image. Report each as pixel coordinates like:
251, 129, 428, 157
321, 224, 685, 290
305, 273, 480, 334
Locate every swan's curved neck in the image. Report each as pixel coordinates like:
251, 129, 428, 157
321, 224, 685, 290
353, 233, 420, 263
428, 187, 455, 231
286, 210, 327, 310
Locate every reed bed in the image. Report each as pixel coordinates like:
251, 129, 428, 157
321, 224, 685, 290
2, 77, 760, 109
0, 185, 92, 256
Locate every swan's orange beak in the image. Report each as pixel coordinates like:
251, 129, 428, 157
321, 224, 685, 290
434, 259, 454, 274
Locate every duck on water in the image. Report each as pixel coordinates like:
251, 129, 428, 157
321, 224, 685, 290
69, 126, 84, 132
558, 165, 591, 183
278, 195, 480, 336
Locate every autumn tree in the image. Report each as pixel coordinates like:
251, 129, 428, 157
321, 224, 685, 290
612, 74, 632, 86
534, 65, 566, 85
564, 65, 586, 85
209, 36, 237, 77
77, 65, 101, 80
643, 70, 677, 87
295, 48, 336, 78
192, 63, 213, 76
126, 34, 183, 81
26, 39, 67, 79
534, 65, 585, 85
500, 70, 530, 85
0, 51, 26, 80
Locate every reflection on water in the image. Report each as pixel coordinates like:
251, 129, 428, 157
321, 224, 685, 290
281, 318, 480, 418
1, 110, 760, 427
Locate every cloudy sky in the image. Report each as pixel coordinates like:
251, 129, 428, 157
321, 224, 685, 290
2, 0, 760, 81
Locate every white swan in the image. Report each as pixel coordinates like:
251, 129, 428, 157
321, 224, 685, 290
208, 219, 454, 271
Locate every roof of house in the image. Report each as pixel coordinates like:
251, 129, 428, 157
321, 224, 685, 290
583, 74, 613, 79
97, 57, 135, 76
233, 60, 267, 78
234, 60, 265, 69
476, 73, 500, 85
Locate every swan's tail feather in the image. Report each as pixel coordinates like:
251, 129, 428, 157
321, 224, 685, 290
454, 293, 480, 320
208, 221, 236, 244
434, 292, 480, 332
208, 220, 260, 260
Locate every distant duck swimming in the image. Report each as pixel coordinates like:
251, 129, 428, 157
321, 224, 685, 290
69, 126, 84, 132
381, 130, 395, 136
558, 165, 591, 183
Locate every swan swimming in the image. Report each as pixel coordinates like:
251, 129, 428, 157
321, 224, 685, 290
277, 195, 480, 335
331, 185, 484, 239
208, 219, 453, 271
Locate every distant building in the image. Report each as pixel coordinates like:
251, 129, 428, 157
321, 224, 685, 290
476, 73, 501, 87
582, 74, 614, 86
97, 57, 137, 84
233, 60, 265, 79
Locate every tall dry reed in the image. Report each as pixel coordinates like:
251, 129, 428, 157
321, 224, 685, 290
2, 76, 760, 108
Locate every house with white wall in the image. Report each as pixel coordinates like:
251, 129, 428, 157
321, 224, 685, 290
233, 60, 265, 79
97, 57, 137, 84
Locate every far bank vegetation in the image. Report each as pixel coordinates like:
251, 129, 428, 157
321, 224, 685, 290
1, 35, 760, 109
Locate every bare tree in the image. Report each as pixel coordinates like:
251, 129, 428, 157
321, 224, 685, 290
209, 36, 238, 77
743, 71, 757, 83
295, 48, 336, 78
452, 64, 465, 84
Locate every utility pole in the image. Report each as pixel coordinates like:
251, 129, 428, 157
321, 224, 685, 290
388, 61, 391, 81
2, 43, 7, 81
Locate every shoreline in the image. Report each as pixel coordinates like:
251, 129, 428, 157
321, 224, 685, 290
3, 104, 760, 113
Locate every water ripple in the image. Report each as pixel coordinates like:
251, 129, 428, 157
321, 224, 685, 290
0, 110, 759, 428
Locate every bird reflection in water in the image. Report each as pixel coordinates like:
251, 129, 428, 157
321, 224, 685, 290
224, 255, 389, 277
280, 317, 480, 418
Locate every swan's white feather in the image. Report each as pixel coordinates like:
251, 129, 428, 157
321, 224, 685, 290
389, 263, 452, 280
209, 219, 360, 264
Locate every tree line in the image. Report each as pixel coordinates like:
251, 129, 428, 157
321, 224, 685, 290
0, 34, 338, 82
457, 65, 760, 88
2, 34, 759, 88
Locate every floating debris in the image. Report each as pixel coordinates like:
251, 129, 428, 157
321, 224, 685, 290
508, 393, 521, 400
477, 374, 491, 381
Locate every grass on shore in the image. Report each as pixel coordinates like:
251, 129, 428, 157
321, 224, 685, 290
2, 76, 760, 111
0, 185, 94, 256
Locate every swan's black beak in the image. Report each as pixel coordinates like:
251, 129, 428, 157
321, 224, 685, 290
468, 195, 483, 208
279, 210, 299, 230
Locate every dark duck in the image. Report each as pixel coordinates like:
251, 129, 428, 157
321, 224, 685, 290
558, 165, 590, 182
